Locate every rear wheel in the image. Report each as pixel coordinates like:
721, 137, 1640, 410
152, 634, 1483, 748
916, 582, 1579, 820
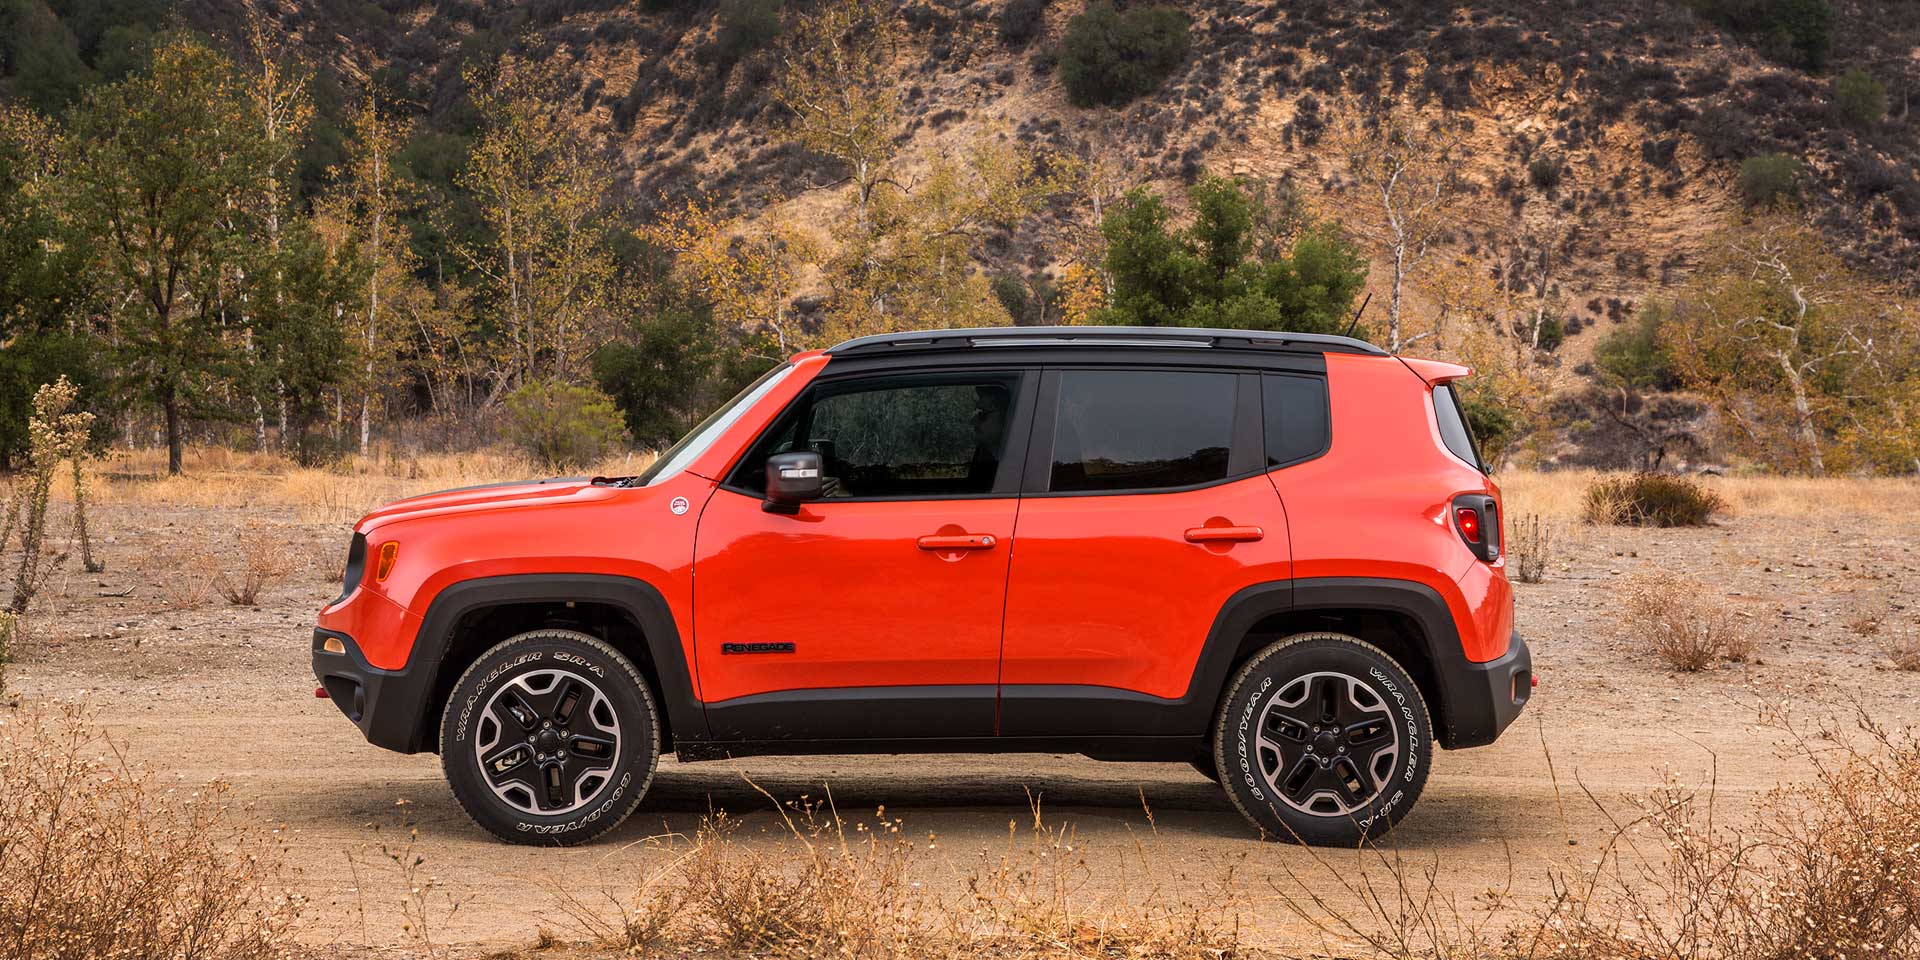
1212, 633, 1432, 845
440, 629, 658, 845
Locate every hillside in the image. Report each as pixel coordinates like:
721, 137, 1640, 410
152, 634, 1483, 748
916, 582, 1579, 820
220, 0, 1920, 336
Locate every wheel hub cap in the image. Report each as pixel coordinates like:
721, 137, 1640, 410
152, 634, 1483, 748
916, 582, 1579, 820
473, 668, 622, 817
1253, 670, 1403, 818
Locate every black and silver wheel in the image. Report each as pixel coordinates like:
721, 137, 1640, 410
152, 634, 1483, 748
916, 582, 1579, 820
440, 629, 658, 845
1213, 633, 1431, 845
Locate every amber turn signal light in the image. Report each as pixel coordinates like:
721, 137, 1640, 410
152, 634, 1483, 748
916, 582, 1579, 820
375, 542, 399, 581
321, 636, 346, 655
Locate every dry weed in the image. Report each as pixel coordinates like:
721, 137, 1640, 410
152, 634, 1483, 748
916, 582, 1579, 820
1879, 617, 1920, 671
0, 704, 299, 960
149, 545, 216, 609
1509, 513, 1557, 584
1620, 573, 1754, 671
215, 524, 295, 606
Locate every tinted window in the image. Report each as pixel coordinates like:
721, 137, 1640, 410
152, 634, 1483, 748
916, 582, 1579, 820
733, 374, 1021, 498
1431, 384, 1481, 468
1050, 370, 1235, 492
1263, 374, 1329, 467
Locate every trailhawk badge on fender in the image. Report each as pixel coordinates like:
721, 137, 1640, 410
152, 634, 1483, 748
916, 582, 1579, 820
668, 496, 690, 515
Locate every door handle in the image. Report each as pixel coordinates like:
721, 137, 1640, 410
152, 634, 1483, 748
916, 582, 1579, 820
917, 534, 997, 550
1184, 525, 1263, 543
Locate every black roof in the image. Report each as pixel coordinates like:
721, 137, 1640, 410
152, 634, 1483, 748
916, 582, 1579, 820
825, 325, 1387, 357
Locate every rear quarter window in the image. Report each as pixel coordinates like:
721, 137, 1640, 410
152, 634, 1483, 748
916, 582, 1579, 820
1431, 383, 1483, 469
1262, 374, 1330, 467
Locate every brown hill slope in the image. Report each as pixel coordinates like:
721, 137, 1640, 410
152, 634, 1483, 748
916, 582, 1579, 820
226, 0, 1920, 350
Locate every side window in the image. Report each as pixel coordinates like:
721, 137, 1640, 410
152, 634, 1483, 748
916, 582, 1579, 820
1431, 383, 1482, 469
731, 373, 1023, 498
1049, 370, 1236, 493
1262, 374, 1330, 467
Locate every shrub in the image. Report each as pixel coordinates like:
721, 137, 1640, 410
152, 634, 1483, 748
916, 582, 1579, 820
998, 0, 1050, 46
1527, 153, 1562, 191
1594, 308, 1681, 390
502, 380, 630, 471
1621, 573, 1754, 671
1583, 472, 1724, 526
1056, 2, 1189, 108
1834, 67, 1886, 127
1738, 152, 1802, 207
0, 705, 297, 959
703, 0, 783, 72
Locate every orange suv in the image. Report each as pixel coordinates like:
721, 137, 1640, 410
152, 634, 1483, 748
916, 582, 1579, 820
313, 327, 1531, 846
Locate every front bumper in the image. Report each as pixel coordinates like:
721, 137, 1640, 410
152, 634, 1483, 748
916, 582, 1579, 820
1434, 630, 1532, 749
312, 628, 437, 754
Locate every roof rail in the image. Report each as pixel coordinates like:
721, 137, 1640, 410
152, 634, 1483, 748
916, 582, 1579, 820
825, 325, 1387, 357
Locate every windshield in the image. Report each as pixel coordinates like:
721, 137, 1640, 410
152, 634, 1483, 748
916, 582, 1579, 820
636, 363, 795, 487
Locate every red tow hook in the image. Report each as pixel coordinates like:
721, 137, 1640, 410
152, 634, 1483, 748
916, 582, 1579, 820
315, 686, 330, 699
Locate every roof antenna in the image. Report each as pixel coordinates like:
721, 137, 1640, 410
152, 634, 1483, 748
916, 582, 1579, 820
1343, 291, 1372, 340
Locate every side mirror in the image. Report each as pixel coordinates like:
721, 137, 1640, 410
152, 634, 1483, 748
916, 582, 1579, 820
763, 451, 824, 514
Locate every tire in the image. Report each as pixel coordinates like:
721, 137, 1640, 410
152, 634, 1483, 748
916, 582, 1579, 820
440, 629, 659, 845
1212, 633, 1432, 846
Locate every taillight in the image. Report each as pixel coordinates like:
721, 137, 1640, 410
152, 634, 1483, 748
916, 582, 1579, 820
1455, 506, 1482, 543
1451, 494, 1500, 562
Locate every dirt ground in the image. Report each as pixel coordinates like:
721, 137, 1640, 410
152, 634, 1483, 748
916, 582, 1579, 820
12, 493, 1920, 956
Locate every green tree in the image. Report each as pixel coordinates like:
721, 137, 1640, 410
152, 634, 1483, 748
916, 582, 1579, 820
60, 33, 269, 474
1092, 176, 1368, 334
0, 104, 103, 468
1056, 3, 1189, 108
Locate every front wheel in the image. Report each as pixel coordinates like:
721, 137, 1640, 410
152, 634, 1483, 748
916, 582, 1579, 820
1212, 633, 1432, 845
440, 629, 659, 845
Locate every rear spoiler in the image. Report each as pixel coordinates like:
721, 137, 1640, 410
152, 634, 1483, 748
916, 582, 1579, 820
1396, 356, 1472, 385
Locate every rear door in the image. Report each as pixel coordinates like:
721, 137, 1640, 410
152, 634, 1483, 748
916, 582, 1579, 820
997, 367, 1294, 734
693, 369, 1036, 742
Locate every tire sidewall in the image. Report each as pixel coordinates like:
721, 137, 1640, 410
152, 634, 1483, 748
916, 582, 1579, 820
440, 631, 657, 845
1214, 634, 1432, 845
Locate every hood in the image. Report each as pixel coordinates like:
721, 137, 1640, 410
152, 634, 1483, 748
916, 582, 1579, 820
355, 477, 617, 534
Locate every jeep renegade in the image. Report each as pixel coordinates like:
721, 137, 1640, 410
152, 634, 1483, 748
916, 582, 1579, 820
313, 326, 1532, 846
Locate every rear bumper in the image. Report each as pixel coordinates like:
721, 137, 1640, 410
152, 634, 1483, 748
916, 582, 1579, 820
1434, 630, 1532, 749
312, 628, 436, 754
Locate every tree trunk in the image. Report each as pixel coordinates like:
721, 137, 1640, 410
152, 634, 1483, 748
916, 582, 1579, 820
163, 384, 183, 476
1775, 350, 1824, 473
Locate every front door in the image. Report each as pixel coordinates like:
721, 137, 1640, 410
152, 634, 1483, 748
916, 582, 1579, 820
693, 369, 1032, 742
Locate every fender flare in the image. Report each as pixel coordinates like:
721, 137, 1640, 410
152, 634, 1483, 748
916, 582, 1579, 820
1182, 576, 1473, 745
402, 574, 705, 749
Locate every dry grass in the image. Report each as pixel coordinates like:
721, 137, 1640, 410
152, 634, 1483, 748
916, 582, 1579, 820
1620, 573, 1755, 671
1276, 706, 1920, 960
53, 445, 658, 526
545, 790, 1243, 960
214, 523, 295, 606
0, 704, 298, 960
1498, 469, 1920, 522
